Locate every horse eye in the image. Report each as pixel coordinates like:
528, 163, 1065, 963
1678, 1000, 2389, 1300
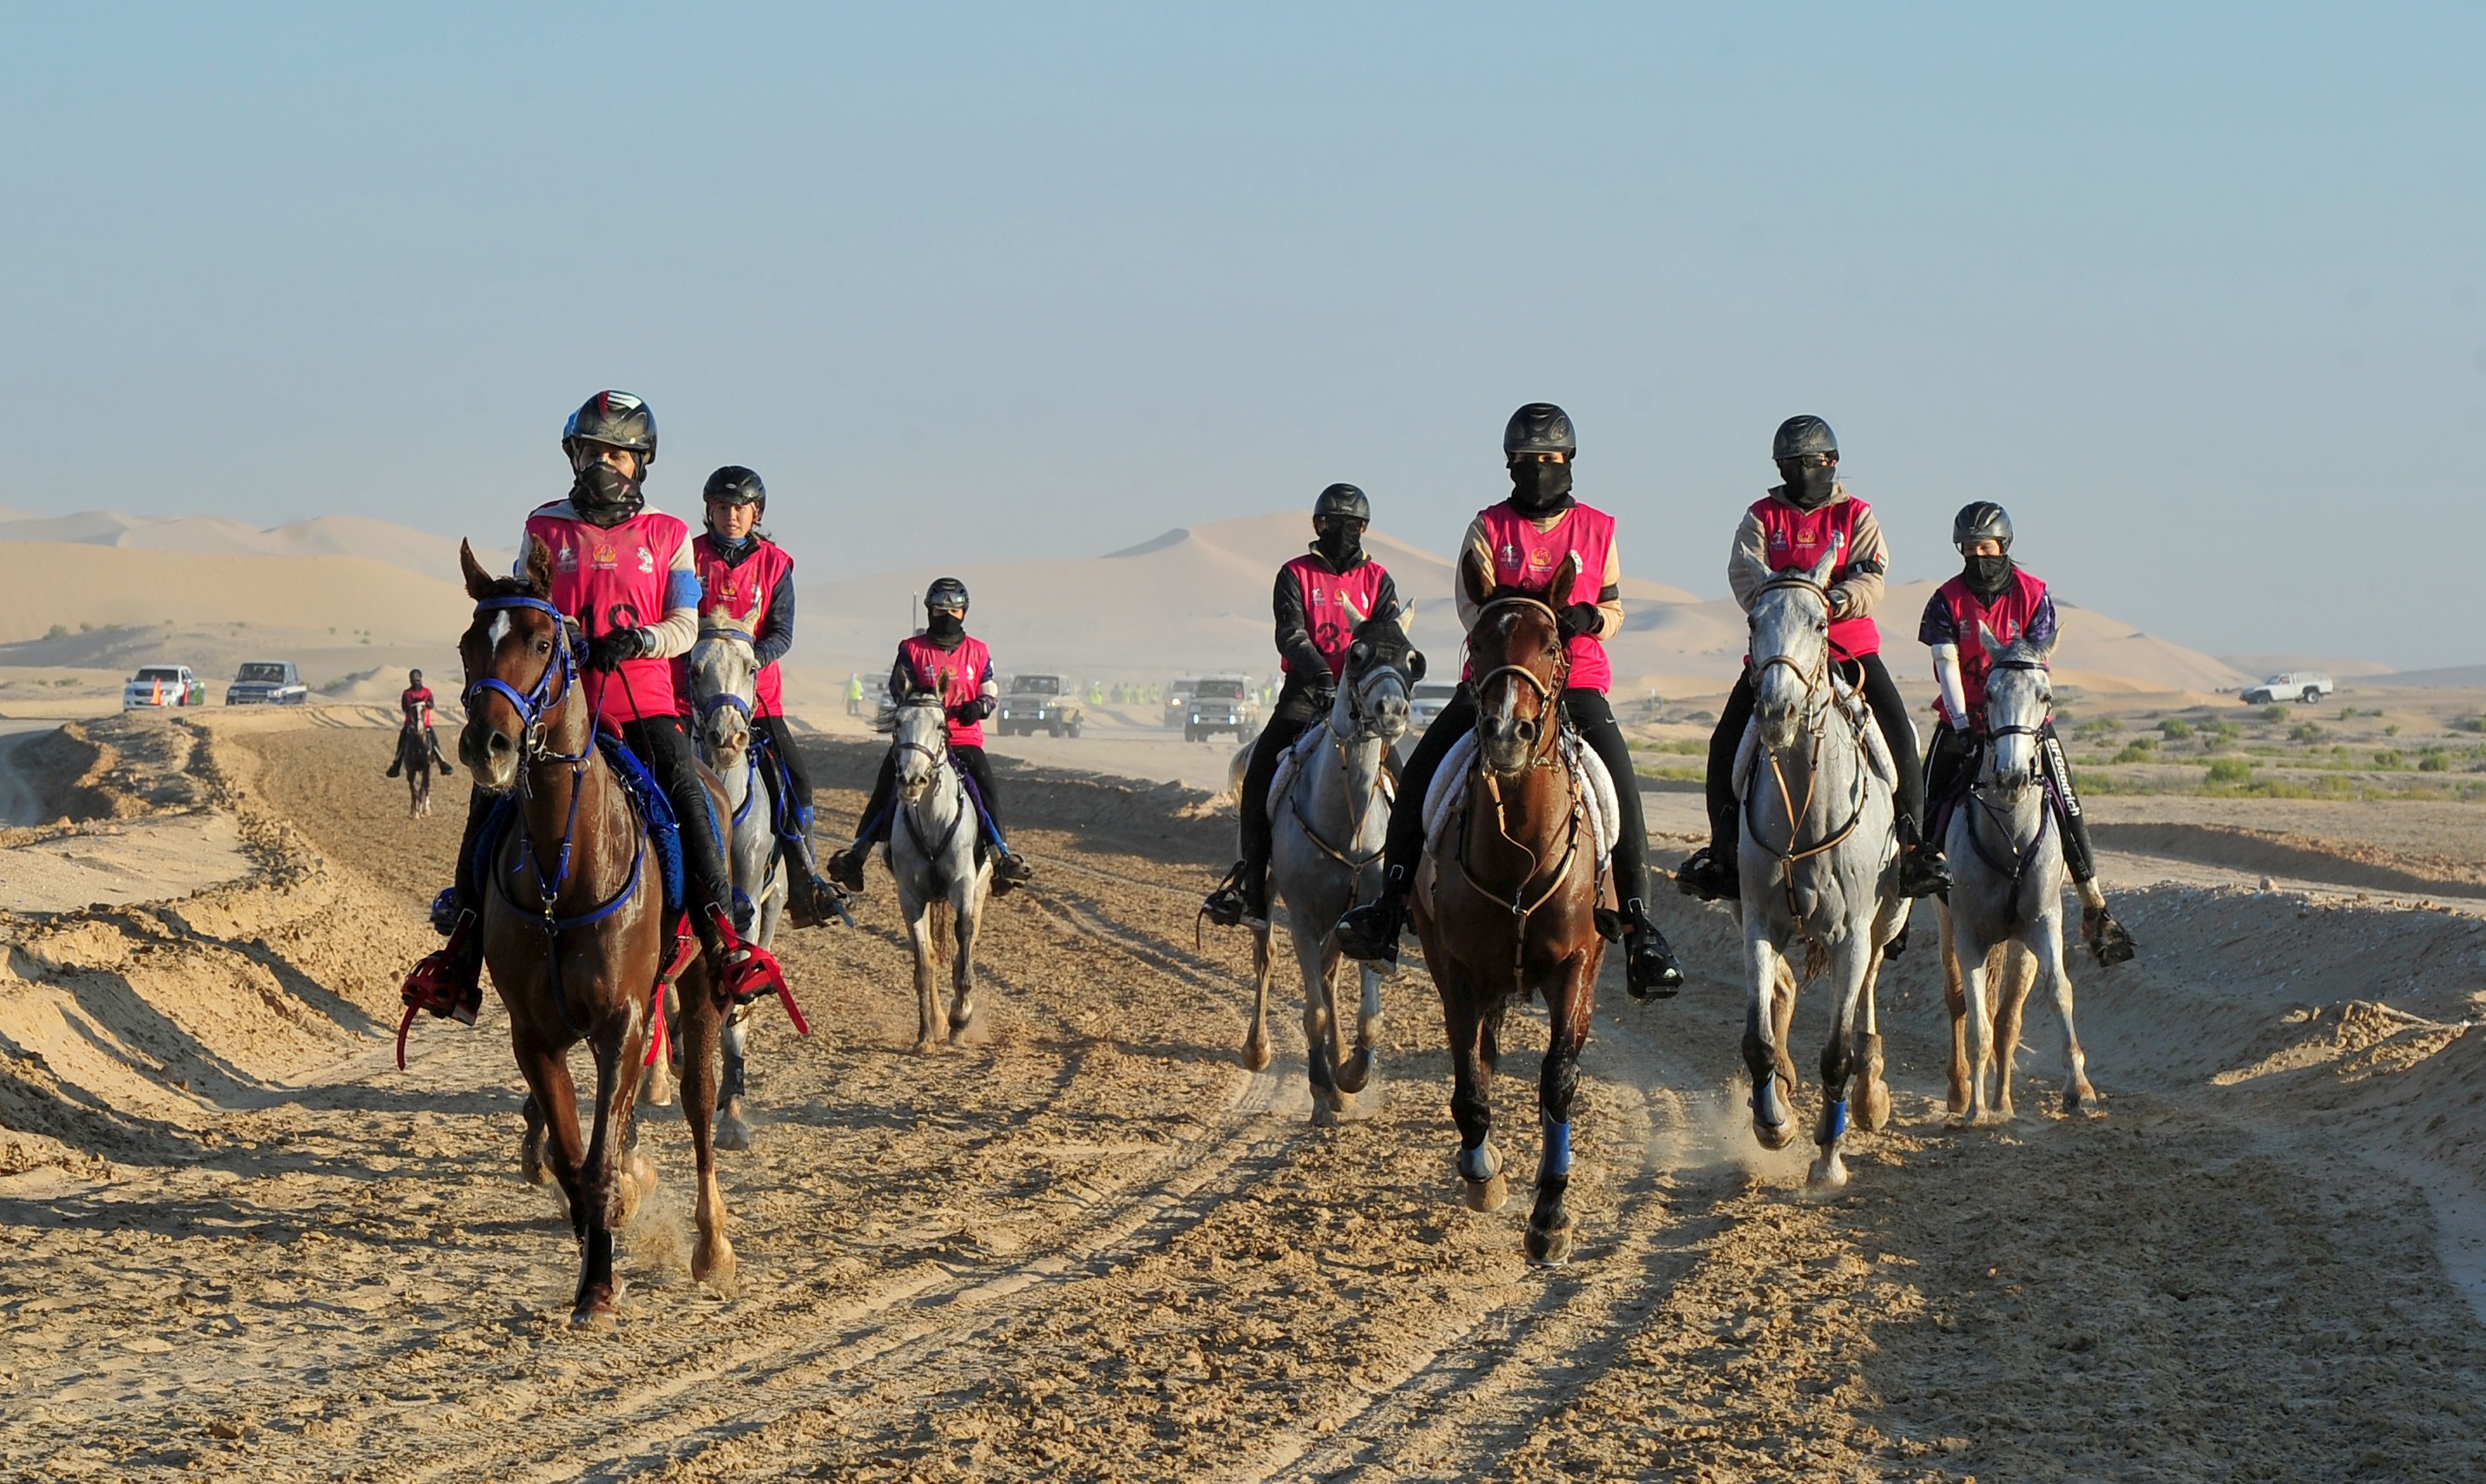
534, 639, 550, 653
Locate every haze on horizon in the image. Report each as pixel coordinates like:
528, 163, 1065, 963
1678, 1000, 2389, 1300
3, 4, 2481, 669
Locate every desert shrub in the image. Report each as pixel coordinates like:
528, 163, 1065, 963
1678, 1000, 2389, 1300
2373, 750, 2404, 770
43, 623, 67, 640
2259, 705, 2288, 723
2159, 718, 2193, 740
2384, 723, 2402, 737
2450, 715, 2486, 734
2289, 722, 2325, 744
2112, 741, 2157, 764
2208, 719, 2241, 743
2206, 758, 2255, 785
2419, 749, 2452, 772
2313, 773, 2362, 797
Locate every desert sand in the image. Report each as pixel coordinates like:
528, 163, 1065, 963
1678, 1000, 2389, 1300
0, 707, 2480, 1480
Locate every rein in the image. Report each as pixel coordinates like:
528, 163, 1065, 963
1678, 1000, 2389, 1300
895, 706, 970, 877
1455, 594, 1586, 985
1741, 575, 1872, 926
1963, 658, 2056, 929
1287, 662, 1404, 876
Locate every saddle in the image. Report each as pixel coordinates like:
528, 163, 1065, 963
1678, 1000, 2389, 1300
1421, 727, 1620, 864
472, 732, 687, 922
1730, 670, 1899, 806
1265, 725, 1398, 820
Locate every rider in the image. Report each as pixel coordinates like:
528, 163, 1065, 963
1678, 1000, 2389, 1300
385, 668, 451, 778
400, 391, 790, 1026
1201, 483, 1403, 929
1335, 404, 1685, 1001
685, 464, 845, 927
825, 578, 1036, 894
1677, 416, 1950, 903
1921, 502, 2138, 964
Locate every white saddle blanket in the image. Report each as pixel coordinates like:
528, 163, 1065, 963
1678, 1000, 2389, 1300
1422, 728, 1620, 866
1267, 725, 1395, 821
1732, 673, 1902, 799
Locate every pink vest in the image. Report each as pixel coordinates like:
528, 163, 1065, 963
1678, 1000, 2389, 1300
1750, 495, 1880, 659
688, 535, 794, 716
1279, 553, 1394, 680
1470, 500, 1616, 694
524, 505, 689, 725
896, 633, 993, 748
1933, 568, 2050, 726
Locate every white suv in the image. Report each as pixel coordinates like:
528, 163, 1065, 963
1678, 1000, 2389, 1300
2241, 672, 2333, 705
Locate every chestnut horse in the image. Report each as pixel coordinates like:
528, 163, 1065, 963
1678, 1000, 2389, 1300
1411, 551, 1607, 1264
457, 540, 735, 1324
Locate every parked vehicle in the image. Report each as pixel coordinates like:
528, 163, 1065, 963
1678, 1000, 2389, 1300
1184, 674, 1259, 743
2241, 672, 2334, 705
996, 673, 1085, 738
123, 665, 207, 710
1410, 680, 1458, 730
1163, 678, 1197, 730
226, 660, 308, 706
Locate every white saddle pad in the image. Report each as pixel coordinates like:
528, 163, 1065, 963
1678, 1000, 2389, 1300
1423, 729, 1620, 866
1267, 724, 1397, 823
1733, 673, 1901, 799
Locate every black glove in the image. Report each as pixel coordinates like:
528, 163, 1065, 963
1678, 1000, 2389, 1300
585, 627, 650, 673
1556, 602, 1603, 641
947, 698, 991, 724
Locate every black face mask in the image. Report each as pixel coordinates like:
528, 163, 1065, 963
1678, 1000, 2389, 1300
1963, 554, 2014, 598
1313, 520, 1364, 568
572, 461, 645, 527
926, 613, 965, 644
1778, 459, 1837, 511
1509, 460, 1574, 515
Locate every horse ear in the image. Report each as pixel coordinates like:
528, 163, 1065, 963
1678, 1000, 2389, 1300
1406, 648, 1428, 683
523, 537, 555, 597
1458, 548, 1492, 611
1555, 551, 1583, 597
1975, 619, 2005, 660
1806, 547, 1839, 590
459, 540, 494, 600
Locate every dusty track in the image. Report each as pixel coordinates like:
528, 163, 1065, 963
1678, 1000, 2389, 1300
1, 715, 2482, 1480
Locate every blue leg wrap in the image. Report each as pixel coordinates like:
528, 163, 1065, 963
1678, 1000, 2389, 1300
1540, 1119, 1573, 1179
1825, 1098, 1850, 1140
1457, 1142, 1499, 1184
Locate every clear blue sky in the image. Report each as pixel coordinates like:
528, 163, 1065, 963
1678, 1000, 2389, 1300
4, 3, 2481, 666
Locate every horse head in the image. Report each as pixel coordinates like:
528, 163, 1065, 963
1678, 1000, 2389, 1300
890, 684, 950, 803
1336, 612, 1422, 745
687, 613, 760, 764
1462, 548, 1571, 778
1747, 547, 1838, 753
457, 537, 575, 793
1977, 622, 2055, 798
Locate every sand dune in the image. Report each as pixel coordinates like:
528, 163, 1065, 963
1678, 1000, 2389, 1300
0, 541, 471, 651
0, 509, 502, 583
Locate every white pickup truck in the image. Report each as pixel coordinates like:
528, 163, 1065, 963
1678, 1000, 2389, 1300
2240, 672, 2334, 705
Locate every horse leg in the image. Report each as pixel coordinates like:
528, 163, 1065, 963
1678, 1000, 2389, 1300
676, 965, 737, 1293
571, 1008, 648, 1327
519, 1093, 551, 1187
641, 981, 677, 1108
948, 877, 990, 1047
1809, 934, 1875, 1188
1242, 918, 1275, 1073
903, 890, 941, 1054
2035, 917, 2099, 1115
1992, 941, 2035, 1120
1440, 975, 1505, 1212
1742, 933, 1799, 1149
1527, 953, 1592, 1265
714, 1004, 753, 1151
1334, 958, 1382, 1097
1939, 903, 1970, 1115
1957, 934, 1998, 1126
1302, 929, 1348, 1124
1853, 934, 1895, 1134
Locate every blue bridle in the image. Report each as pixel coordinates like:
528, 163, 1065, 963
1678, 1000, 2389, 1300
464, 594, 589, 765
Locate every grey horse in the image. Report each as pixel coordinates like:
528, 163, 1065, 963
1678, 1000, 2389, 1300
1243, 616, 1417, 1125
1937, 626, 2099, 1122
884, 687, 992, 1053
1736, 548, 1909, 1188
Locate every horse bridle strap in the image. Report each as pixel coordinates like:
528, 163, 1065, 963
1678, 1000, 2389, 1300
465, 594, 588, 765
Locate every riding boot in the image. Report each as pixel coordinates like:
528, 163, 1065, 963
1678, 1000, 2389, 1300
2082, 902, 2138, 965
1335, 864, 1409, 966
400, 909, 483, 1024
1676, 843, 1740, 903
695, 898, 789, 1008
1891, 816, 1952, 898
1620, 898, 1685, 1001
385, 754, 403, 778
778, 809, 850, 929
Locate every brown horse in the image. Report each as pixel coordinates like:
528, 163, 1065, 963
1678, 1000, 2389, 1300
1410, 550, 1607, 1264
393, 724, 439, 818
457, 540, 735, 1323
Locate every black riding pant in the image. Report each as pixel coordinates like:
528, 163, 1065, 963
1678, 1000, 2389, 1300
1237, 680, 1332, 869
1923, 719, 2097, 883
1706, 652, 1924, 850
857, 743, 1007, 844
755, 712, 814, 831
447, 714, 730, 921
1379, 685, 1652, 906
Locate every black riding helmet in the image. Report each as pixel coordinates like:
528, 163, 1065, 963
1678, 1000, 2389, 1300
703, 464, 766, 510
1312, 483, 1370, 523
1772, 415, 1837, 462
562, 391, 658, 526
409, 668, 423, 686
1952, 500, 2014, 552
924, 576, 970, 614
1504, 403, 1576, 458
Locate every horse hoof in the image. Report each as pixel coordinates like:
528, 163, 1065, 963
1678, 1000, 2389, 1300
1462, 1173, 1509, 1213
950, 1011, 991, 1047
644, 1081, 674, 1109
1752, 1115, 1797, 1152
1808, 1154, 1849, 1189
2067, 1085, 2102, 1118
1333, 1049, 1374, 1095
521, 1140, 549, 1188
1525, 1219, 1575, 1266
1241, 1035, 1273, 1074
1858, 1079, 1893, 1133
569, 1291, 619, 1330
913, 1037, 942, 1056
694, 1239, 737, 1296
1310, 1101, 1338, 1129
714, 1113, 753, 1152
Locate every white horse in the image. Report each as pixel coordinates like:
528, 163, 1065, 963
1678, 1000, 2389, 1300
1736, 550, 1909, 1188
648, 615, 786, 1150
1938, 627, 2099, 1122
1245, 617, 1417, 1125
884, 688, 991, 1053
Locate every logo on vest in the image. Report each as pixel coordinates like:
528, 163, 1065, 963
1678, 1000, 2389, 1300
591, 545, 618, 572
556, 547, 579, 571
636, 547, 655, 575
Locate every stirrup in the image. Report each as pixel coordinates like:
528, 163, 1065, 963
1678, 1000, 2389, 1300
2082, 904, 2137, 965
1334, 895, 1404, 966
991, 851, 1033, 896
1201, 863, 1250, 929
825, 844, 869, 895
1676, 847, 1740, 903
1620, 901, 1684, 1001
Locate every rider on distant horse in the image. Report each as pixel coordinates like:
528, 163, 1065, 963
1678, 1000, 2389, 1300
1676, 416, 1950, 903
685, 463, 846, 926
1201, 483, 1403, 930
1922, 501, 2138, 964
385, 668, 451, 778
400, 390, 792, 1025
825, 577, 1036, 894
1335, 404, 1685, 1001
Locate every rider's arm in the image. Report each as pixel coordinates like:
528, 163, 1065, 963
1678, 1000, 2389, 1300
752, 570, 796, 670
886, 656, 907, 704
1371, 568, 1405, 629
1454, 515, 1495, 632
1271, 568, 1330, 680
1932, 646, 1970, 728
1826, 502, 1888, 621
2024, 592, 2060, 650
1726, 507, 1772, 611
636, 540, 702, 660
1589, 534, 1623, 640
